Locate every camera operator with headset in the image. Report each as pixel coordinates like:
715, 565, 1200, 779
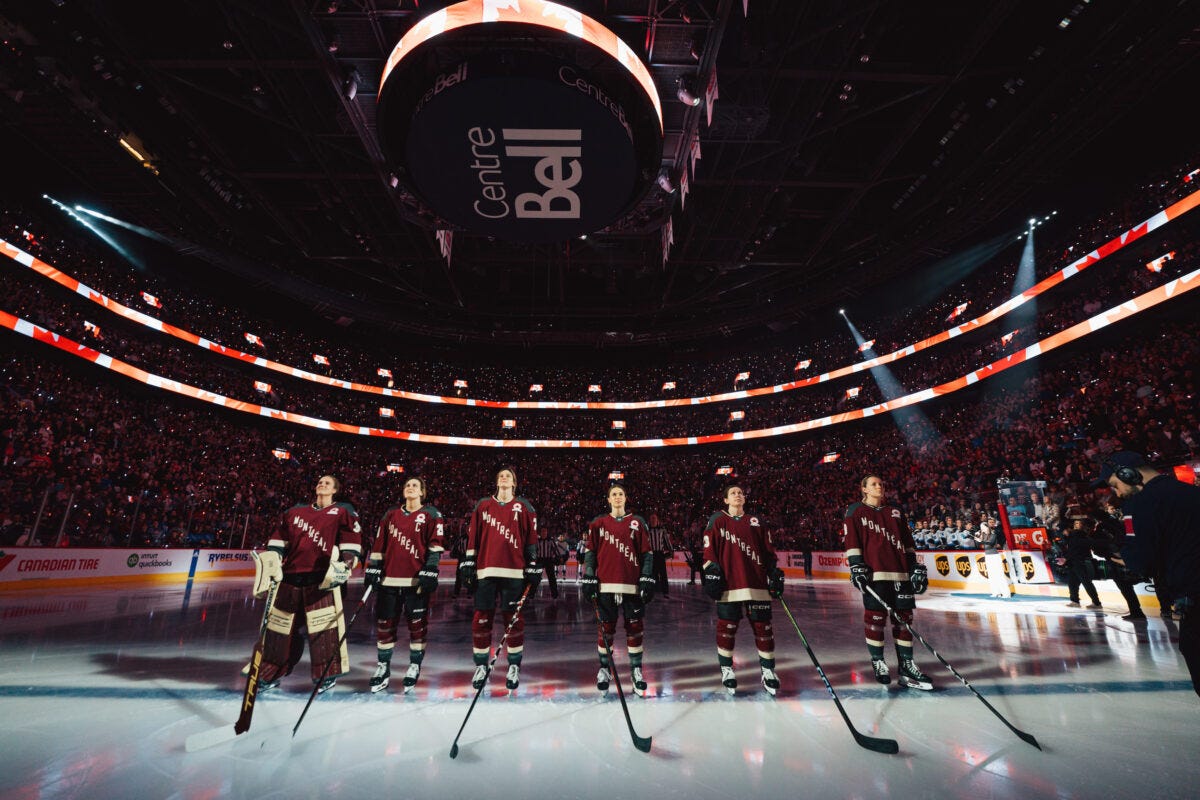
1095, 452, 1200, 698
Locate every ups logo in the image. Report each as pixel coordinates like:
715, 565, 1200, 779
1002, 558, 1011, 577
1020, 554, 1035, 581
955, 555, 972, 577
975, 554, 988, 578
935, 555, 950, 576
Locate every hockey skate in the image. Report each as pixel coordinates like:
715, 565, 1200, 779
257, 677, 281, 693
596, 667, 611, 692
315, 676, 337, 694
505, 664, 521, 691
898, 658, 933, 691
403, 663, 421, 692
471, 664, 489, 690
631, 666, 647, 697
369, 662, 391, 693
871, 658, 891, 685
720, 666, 737, 695
760, 666, 779, 697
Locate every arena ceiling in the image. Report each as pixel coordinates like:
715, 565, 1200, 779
2, 0, 1197, 350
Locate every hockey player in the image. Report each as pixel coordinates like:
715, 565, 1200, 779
365, 476, 444, 693
844, 474, 932, 690
581, 483, 655, 696
701, 484, 785, 696
256, 475, 363, 694
460, 466, 540, 692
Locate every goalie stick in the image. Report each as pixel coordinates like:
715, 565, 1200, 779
449, 583, 532, 759
778, 598, 899, 755
862, 584, 1041, 750
184, 575, 279, 751
592, 597, 652, 753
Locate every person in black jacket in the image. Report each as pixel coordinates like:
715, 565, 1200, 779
1091, 502, 1145, 621
1058, 519, 1102, 609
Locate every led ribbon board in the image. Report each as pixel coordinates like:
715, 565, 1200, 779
377, 0, 663, 242
4, 268, 1197, 448
5, 187, 1198, 410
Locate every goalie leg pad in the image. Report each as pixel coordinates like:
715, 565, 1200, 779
259, 583, 300, 681
306, 587, 347, 680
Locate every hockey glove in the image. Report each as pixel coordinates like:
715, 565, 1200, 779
523, 559, 543, 590
702, 563, 726, 600
639, 574, 657, 603
322, 559, 351, 590
581, 574, 599, 603
364, 561, 383, 589
910, 563, 928, 595
458, 556, 477, 594
767, 567, 785, 599
850, 563, 872, 593
417, 567, 439, 596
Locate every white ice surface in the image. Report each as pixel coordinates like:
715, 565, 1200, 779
0, 577, 1196, 800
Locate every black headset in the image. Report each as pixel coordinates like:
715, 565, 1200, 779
1105, 459, 1143, 487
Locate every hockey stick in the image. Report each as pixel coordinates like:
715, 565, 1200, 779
449, 583, 532, 759
291, 583, 375, 738
778, 598, 899, 755
862, 584, 1041, 750
591, 597, 652, 753
233, 576, 280, 735
185, 577, 281, 750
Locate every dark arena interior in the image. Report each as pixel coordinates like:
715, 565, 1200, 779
1, 2, 1198, 798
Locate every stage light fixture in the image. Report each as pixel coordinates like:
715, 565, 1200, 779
676, 76, 701, 107
657, 169, 676, 193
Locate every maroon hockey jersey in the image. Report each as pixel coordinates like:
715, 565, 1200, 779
703, 511, 776, 602
370, 504, 445, 586
842, 501, 916, 581
584, 513, 651, 594
269, 501, 363, 576
468, 495, 538, 580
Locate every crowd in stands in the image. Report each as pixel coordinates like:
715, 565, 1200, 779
2, 162, 1198, 558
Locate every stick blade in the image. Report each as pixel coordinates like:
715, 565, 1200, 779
185, 725, 238, 752
632, 734, 653, 753
1016, 729, 1042, 750
449, 743, 460, 759
854, 731, 900, 755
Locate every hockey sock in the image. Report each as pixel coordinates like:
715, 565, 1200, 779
864, 609, 887, 659
376, 649, 393, 663
597, 620, 617, 653
407, 614, 428, 650
717, 618, 739, 655
893, 609, 914, 657
472, 609, 495, 657
502, 610, 524, 665
629, 651, 643, 668
718, 654, 734, 668
625, 618, 644, 655
751, 620, 775, 663
409, 646, 425, 665
598, 652, 610, 668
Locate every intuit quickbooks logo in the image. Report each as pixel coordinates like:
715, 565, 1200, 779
127, 554, 140, 567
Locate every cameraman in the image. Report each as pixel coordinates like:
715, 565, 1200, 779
1095, 452, 1200, 698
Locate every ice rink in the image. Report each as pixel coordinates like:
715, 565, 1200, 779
1, 575, 1196, 800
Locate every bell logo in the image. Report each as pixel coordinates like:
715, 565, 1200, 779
955, 555, 972, 578
505, 128, 582, 220
1021, 555, 1035, 581
935, 554, 950, 576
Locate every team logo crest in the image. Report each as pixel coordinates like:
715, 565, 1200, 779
976, 555, 988, 578
750, 517, 760, 526
1021, 555, 1035, 581
954, 555, 972, 577
630, 520, 640, 530
891, 509, 901, 519
512, 503, 523, 515
935, 554, 950, 576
